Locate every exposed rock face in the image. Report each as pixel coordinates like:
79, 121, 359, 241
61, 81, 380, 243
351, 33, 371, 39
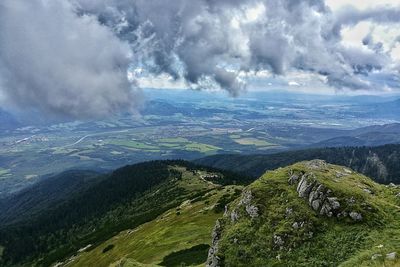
230, 209, 239, 222
206, 220, 222, 267
238, 190, 259, 218
289, 162, 362, 221
295, 173, 342, 217
297, 174, 316, 198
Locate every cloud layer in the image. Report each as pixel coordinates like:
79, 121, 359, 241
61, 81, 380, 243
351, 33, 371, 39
77, 0, 400, 93
0, 0, 399, 118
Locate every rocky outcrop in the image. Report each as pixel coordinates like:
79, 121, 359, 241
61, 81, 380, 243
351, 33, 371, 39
295, 173, 341, 217
297, 173, 316, 198
289, 162, 362, 221
206, 220, 222, 267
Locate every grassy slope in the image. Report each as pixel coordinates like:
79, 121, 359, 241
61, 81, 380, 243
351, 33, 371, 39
215, 161, 400, 266
63, 168, 242, 267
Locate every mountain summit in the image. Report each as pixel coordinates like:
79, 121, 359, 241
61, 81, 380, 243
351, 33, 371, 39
207, 160, 400, 266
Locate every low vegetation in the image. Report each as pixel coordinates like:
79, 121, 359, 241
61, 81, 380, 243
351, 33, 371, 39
208, 160, 400, 266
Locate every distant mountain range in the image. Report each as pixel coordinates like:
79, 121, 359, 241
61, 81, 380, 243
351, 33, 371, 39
309, 123, 400, 148
195, 144, 400, 184
0, 108, 19, 130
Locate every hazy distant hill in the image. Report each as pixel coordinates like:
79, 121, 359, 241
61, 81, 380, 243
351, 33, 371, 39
0, 108, 19, 130
309, 123, 400, 148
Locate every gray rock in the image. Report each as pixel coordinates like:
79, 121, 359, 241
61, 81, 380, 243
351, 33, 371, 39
327, 197, 341, 210
273, 234, 284, 247
246, 205, 259, 218
386, 252, 397, 260
311, 199, 322, 211
306, 160, 327, 170
292, 222, 300, 229
363, 188, 373, 194
239, 190, 253, 206
396, 192, 400, 198
288, 174, 299, 185
230, 209, 239, 222
346, 197, 356, 205
223, 205, 229, 217
343, 168, 352, 174
349, 211, 363, 221
371, 254, 383, 260
297, 174, 315, 198
238, 190, 259, 218
285, 207, 293, 217
207, 220, 222, 267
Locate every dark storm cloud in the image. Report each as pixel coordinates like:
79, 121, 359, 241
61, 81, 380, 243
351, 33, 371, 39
1, 0, 400, 119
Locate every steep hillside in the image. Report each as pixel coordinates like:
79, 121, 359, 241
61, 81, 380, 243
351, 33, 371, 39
0, 170, 101, 225
195, 144, 400, 184
64, 185, 242, 267
0, 160, 245, 267
207, 160, 400, 266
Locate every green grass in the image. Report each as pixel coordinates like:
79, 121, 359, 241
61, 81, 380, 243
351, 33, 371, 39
215, 161, 400, 266
158, 138, 189, 143
66, 168, 242, 267
184, 143, 220, 153
108, 140, 159, 150
159, 244, 210, 267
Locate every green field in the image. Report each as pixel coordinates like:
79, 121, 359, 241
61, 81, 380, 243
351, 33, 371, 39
108, 140, 159, 150
158, 137, 189, 143
233, 137, 275, 147
0, 168, 10, 179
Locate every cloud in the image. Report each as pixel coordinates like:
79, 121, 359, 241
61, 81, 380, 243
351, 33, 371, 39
1, 0, 400, 120
75, 0, 400, 93
0, 0, 141, 119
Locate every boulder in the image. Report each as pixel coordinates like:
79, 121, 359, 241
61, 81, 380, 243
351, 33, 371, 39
386, 252, 397, 260
349, 211, 362, 221
371, 254, 382, 260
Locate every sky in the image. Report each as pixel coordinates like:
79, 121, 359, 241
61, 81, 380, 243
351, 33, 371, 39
0, 0, 399, 119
